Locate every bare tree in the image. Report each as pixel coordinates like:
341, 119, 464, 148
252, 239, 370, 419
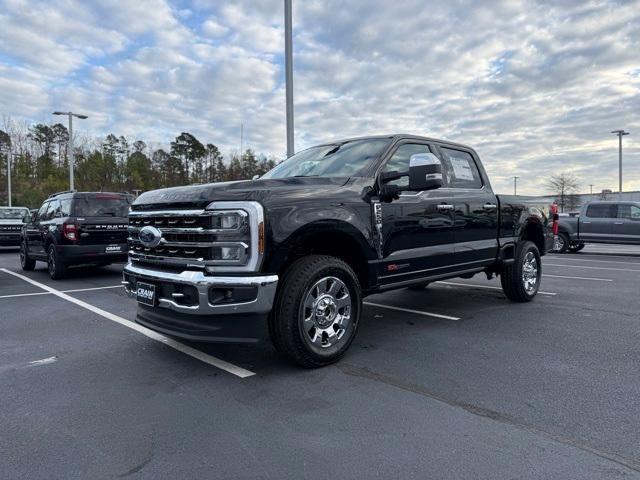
546, 173, 580, 213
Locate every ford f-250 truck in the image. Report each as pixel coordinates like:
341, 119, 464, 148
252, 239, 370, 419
123, 135, 553, 367
555, 201, 640, 253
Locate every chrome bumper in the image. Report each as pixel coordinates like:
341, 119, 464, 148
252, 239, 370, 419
122, 262, 278, 316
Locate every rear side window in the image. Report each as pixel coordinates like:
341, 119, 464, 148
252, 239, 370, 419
617, 204, 640, 219
59, 199, 72, 217
72, 195, 131, 217
586, 204, 616, 218
439, 148, 482, 189
43, 201, 59, 221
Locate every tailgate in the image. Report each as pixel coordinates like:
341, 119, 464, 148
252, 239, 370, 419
77, 219, 128, 245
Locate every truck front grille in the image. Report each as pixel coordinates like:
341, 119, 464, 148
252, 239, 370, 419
128, 209, 249, 269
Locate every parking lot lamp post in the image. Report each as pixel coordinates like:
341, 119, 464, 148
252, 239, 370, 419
513, 176, 519, 196
284, 0, 294, 157
53, 111, 88, 190
3, 147, 11, 207
611, 130, 629, 197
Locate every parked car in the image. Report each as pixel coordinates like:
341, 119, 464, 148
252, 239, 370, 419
555, 201, 640, 252
0, 206, 31, 246
20, 191, 132, 279
122, 134, 553, 367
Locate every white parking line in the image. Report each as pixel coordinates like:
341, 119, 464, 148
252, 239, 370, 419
545, 263, 640, 272
0, 269, 255, 378
0, 284, 123, 300
542, 274, 612, 282
546, 257, 640, 266
363, 301, 460, 321
435, 281, 557, 296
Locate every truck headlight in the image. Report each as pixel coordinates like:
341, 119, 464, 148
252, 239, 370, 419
204, 201, 265, 273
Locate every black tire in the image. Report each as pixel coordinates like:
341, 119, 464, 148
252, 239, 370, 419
568, 243, 585, 253
20, 241, 36, 271
554, 232, 569, 253
47, 245, 67, 280
269, 255, 362, 368
500, 241, 541, 303
407, 281, 430, 291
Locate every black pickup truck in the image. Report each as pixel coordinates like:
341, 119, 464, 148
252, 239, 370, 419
123, 135, 553, 367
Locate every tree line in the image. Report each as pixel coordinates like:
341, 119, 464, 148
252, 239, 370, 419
0, 119, 277, 208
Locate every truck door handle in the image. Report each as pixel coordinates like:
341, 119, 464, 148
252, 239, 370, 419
437, 203, 454, 211
614, 222, 624, 225
582, 221, 591, 224
483, 203, 497, 210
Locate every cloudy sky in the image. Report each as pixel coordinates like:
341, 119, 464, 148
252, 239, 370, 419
1, 0, 639, 194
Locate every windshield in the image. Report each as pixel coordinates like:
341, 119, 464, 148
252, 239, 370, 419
0, 208, 29, 220
72, 195, 131, 217
261, 139, 391, 179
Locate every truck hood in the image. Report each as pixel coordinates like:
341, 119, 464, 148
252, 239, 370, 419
133, 177, 353, 209
0, 219, 26, 225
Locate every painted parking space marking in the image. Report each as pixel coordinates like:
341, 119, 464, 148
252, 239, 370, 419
542, 274, 612, 282
545, 257, 640, 266
0, 269, 255, 378
0, 284, 123, 300
435, 281, 557, 296
364, 301, 460, 321
544, 263, 640, 272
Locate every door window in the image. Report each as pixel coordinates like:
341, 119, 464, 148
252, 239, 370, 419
439, 148, 482, 189
586, 204, 616, 218
36, 202, 49, 221
43, 201, 59, 221
59, 199, 72, 217
383, 143, 434, 188
617, 204, 640, 220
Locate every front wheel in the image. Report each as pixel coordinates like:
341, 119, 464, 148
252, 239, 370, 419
269, 255, 361, 368
500, 241, 541, 302
20, 241, 36, 271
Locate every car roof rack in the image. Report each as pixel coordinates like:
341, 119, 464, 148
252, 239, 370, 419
47, 189, 76, 198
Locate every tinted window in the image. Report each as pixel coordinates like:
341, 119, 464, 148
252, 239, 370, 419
439, 148, 482, 189
261, 139, 391, 179
43, 201, 59, 221
586, 204, 616, 218
383, 143, 433, 188
36, 202, 49, 221
60, 199, 72, 217
617, 204, 640, 219
72, 195, 131, 217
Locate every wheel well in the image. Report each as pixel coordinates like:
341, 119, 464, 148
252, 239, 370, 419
277, 230, 369, 288
522, 221, 545, 253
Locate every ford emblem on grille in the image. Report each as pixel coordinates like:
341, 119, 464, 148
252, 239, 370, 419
139, 226, 162, 248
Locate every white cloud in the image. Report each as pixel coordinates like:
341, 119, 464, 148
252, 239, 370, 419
0, 0, 639, 194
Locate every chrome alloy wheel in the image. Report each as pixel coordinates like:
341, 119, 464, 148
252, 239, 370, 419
553, 235, 565, 252
302, 276, 352, 349
522, 251, 539, 294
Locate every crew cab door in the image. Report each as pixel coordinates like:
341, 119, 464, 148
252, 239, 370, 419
377, 142, 456, 285
580, 204, 616, 242
613, 204, 640, 244
436, 145, 499, 267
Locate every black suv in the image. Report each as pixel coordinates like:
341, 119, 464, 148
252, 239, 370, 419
20, 191, 132, 279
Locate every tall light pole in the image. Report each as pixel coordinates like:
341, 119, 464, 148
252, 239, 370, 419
284, 0, 294, 157
611, 129, 629, 197
4, 148, 11, 207
53, 111, 88, 190
513, 176, 519, 196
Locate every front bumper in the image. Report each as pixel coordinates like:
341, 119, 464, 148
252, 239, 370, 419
122, 262, 278, 342
0, 234, 21, 246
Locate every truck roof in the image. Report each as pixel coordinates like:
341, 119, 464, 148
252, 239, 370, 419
320, 134, 475, 151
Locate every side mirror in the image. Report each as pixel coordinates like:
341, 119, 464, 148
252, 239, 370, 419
30, 212, 37, 223
408, 153, 443, 191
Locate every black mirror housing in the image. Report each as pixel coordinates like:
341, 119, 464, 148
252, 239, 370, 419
408, 153, 443, 191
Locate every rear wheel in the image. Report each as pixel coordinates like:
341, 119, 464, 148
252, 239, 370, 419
269, 255, 361, 368
500, 241, 541, 302
20, 241, 36, 271
568, 242, 585, 253
47, 245, 67, 280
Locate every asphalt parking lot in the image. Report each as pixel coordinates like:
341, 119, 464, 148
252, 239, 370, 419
1, 247, 639, 479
